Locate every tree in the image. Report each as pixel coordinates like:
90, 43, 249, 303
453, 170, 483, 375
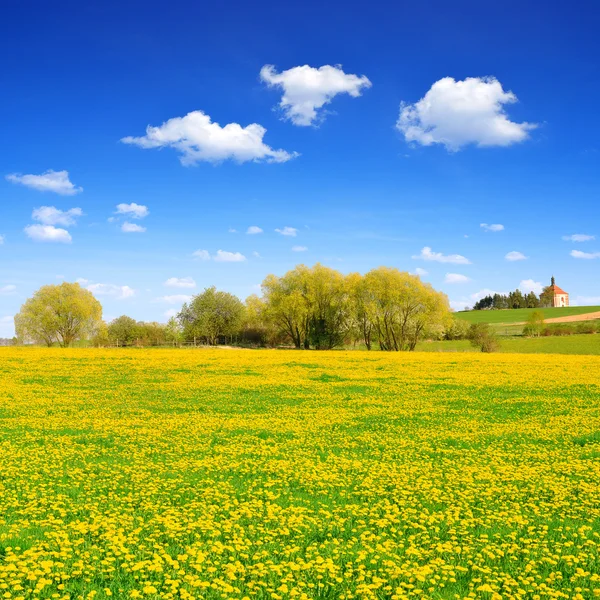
107, 316, 140, 346
164, 317, 183, 345
539, 286, 554, 308
346, 272, 373, 350
15, 282, 103, 347
467, 323, 500, 353
179, 287, 244, 345
523, 310, 545, 337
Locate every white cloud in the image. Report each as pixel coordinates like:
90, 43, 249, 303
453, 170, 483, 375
32, 206, 83, 226
246, 226, 263, 235
396, 76, 536, 151
519, 279, 543, 295
121, 222, 146, 233
76, 278, 89, 285
165, 277, 196, 288
260, 64, 372, 126
480, 223, 504, 232
164, 308, 178, 318
87, 283, 135, 299
193, 249, 211, 261
121, 110, 297, 165
571, 249, 600, 259
450, 300, 470, 311
116, 203, 149, 219
505, 251, 527, 261
252, 251, 261, 258
412, 246, 471, 264
228, 228, 238, 233
214, 250, 246, 262
573, 296, 600, 306
6, 170, 82, 195
292, 245, 308, 252
156, 294, 192, 304
414, 268, 428, 276
0, 285, 16, 295
444, 273, 471, 284
24, 224, 72, 243
563, 234, 595, 242
275, 226, 298, 237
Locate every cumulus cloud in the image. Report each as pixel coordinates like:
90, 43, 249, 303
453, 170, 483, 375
214, 250, 246, 262
121, 110, 297, 165
87, 283, 135, 299
193, 249, 211, 261
414, 268, 428, 276
480, 223, 504, 232
563, 234, 595, 242
156, 294, 192, 304
571, 249, 600, 259
165, 277, 196, 288
396, 77, 536, 151
275, 226, 298, 237
0, 285, 16, 295
24, 224, 72, 243
519, 279, 543, 295
260, 64, 372, 126
470, 288, 504, 302
6, 170, 83, 195
505, 251, 527, 261
412, 246, 471, 264
121, 222, 146, 233
116, 203, 149, 219
246, 226, 263, 235
292, 245, 308, 252
444, 273, 471, 284
32, 206, 83, 226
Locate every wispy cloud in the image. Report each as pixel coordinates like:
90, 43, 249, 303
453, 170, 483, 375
116, 203, 149, 219
571, 249, 600, 259
87, 283, 135, 299
412, 246, 471, 264
246, 226, 263, 235
275, 226, 298, 237
32, 206, 83, 227
214, 250, 246, 262
121, 222, 146, 233
480, 223, 504, 232
563, 234, 595, 242
292, 246, 308, 252
444, 273, 471, 284
6, 170, 82, 195
164, 277, 196, 288
505, 251, 527, 261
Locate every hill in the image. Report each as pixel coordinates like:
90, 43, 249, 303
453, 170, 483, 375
455, 306, 600, 325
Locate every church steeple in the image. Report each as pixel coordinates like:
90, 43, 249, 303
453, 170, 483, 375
551, 275, 555, 286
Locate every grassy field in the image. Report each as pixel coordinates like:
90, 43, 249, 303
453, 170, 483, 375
455, 306, 600, 324
1, 348, 600, 600
418, 333, 600, 354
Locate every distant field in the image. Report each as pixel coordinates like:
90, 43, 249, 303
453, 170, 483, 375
456, 305, 600, 324
418, 333, 600, 354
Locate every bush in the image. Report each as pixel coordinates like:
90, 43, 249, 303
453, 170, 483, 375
523, 310, 545, 337
445, 317, 470, 340
467, 323, 500, 353
576, 321, 597, 335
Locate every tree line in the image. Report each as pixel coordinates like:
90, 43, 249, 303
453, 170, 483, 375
14, 264, 455, 351
472, 286, 554, 311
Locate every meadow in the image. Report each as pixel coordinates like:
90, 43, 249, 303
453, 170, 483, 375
1, 348, 599, 600
455, 307, 600, 325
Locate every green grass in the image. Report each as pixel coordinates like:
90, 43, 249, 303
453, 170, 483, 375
418, 333, 600, 354
455, 305, 600, 324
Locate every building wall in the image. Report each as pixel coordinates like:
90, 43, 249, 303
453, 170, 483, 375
553, 294, 569, 307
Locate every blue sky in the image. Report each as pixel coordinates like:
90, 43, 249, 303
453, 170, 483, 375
1, 0, 600, 335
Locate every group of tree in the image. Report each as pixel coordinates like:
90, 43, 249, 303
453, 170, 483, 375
472, 285, 555, 311
13, 265, 455, 351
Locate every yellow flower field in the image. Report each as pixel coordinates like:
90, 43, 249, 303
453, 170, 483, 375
1, 348, 599, 600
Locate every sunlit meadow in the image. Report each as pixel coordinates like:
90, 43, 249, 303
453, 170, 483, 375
1, 348, 599, 600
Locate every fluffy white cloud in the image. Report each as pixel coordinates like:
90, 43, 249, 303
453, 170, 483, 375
32, 206, 83, 226
6, 170, 82, 195
444, 273, 471, 284
121, 222, 146, 233
505, 251, 527, 261
563, 234, 595, 242
519, 279, 544, 295
165, 277, 196, 288
24, 224, 72, 243
156, 294, 192, 304
214, 250, 246, 262
87, 283, 135, 299
412, 246, 471, 264
0, 285, 16, 295
193, 249, 210, 261
121, 110, 297, 165
246, 226, 263, 235
260, 64, 372, 126
116, 203, 149, 219
480, 223, 504, 232
292, 245, 308, 252
396, 77, 536, 151
275, 226, 298, 237
571, 249, 600, 259
414, 268, 428, 276
470, 288, 504, 302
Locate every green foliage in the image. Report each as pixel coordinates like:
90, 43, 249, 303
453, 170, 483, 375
467, 323, 500, 353
523, 310, 545, 337
444, 316, 470, 340
14, 282, 103, 347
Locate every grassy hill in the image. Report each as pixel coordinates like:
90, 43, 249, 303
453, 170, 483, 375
455, 306, 600, 324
